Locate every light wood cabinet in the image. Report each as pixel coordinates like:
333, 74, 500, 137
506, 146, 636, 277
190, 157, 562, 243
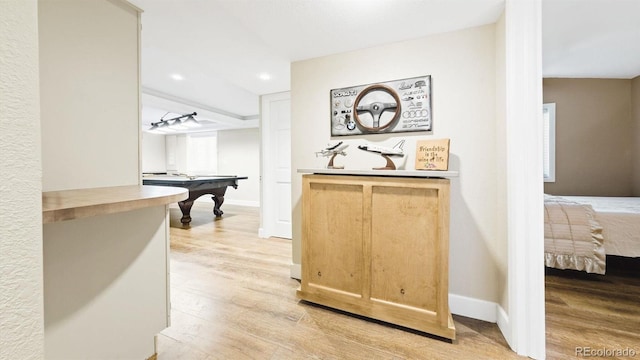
297, 174, 455, 340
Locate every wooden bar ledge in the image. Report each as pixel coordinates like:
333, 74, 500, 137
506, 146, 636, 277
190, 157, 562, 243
42, 185, 188, 224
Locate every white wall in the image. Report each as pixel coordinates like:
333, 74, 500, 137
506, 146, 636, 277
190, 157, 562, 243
39, 0, 140, 191
165, 134, 188, 174
217, 128, 261, 206
0, 1, 45, 359
291, 25, 503, 306
141, 132, 167, 173
160, 129, 260, 206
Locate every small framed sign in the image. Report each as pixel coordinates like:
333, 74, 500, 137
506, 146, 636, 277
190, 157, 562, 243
415, 139, 450, 170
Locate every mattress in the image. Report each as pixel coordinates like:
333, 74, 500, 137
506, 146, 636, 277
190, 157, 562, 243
563, 196, 640, 257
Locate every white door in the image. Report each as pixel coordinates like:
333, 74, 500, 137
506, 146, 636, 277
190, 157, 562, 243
260, 92, 292, 239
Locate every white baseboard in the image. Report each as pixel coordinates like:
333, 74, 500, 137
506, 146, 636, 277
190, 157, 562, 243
448, 295, 512, 348
448, 294, 498, 323
224, 199, 260, 207
193, 197, 259, 207
258, 228, 268, 239
497, 305, 511, 348
290, 263, 301, 280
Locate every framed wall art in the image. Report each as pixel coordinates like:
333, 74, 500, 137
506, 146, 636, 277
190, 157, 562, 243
330, 75, 432, 136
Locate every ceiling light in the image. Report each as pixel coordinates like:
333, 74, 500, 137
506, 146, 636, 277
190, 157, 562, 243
170, 74, 184, 81
147, 112, 200, 133
156, 121, 176, 132
169, 119, 188, 130
182, 115, 202, 128
258, 73, 271, 81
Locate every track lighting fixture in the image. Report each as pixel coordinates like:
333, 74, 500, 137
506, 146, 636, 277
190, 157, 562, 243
147, 112, 202, 134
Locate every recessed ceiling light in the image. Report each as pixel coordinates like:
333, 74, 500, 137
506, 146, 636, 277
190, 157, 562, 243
170, 74, 184, 81
258, 73, 271, 81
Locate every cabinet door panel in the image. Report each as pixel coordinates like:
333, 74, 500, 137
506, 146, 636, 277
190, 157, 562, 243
306, 183, 364, 296
370, 186, 439, 311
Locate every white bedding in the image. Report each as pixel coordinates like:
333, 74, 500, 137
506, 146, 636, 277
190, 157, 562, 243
562, 196, 640, 257
544, 195, 606, 274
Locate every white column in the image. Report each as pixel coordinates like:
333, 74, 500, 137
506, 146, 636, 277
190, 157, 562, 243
505, 0, 546, 358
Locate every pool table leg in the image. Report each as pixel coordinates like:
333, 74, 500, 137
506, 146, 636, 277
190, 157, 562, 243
178, 200, 194, 224
212, 195, 224, 217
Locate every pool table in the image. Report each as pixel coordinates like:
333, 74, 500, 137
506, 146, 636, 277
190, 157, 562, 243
142, 175, 248, 224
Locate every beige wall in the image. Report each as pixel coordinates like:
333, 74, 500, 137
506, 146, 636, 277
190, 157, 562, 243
0, 1, 45, 359
292, 24, 505, 305
217, 128, 261, 206
633, 76, 640, 196
39, 0, 140, 191
543, 78, 634, 196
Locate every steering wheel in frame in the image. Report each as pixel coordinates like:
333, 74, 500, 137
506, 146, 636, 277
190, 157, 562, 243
353, 84, 401, 132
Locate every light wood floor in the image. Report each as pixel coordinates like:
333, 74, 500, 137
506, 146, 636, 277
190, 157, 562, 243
545, 258, 640, 359
157, 203, 639, 359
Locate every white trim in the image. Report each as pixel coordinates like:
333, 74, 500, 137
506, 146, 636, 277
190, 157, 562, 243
505, 0, 546, 359
118, 0, 144, 14
543, 103, 556, 183
449, 294, 498, 323
290, 263, 301, 280
497, 305, 511, 347
164, 206, 171, 326
137, 10, 142, 185
193, 198, 259, 208
223, 199, 259, 207
258, 227, 268, 239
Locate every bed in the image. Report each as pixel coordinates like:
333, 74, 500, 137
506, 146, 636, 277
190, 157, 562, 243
544, 195, 640, 274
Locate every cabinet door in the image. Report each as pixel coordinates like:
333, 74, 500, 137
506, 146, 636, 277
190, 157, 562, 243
303, 181, 364, 297
369, 185, 440, 312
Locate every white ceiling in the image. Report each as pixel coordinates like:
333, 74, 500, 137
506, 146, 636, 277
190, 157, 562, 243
130, 0, 640, 132
542, 0, 640, 79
